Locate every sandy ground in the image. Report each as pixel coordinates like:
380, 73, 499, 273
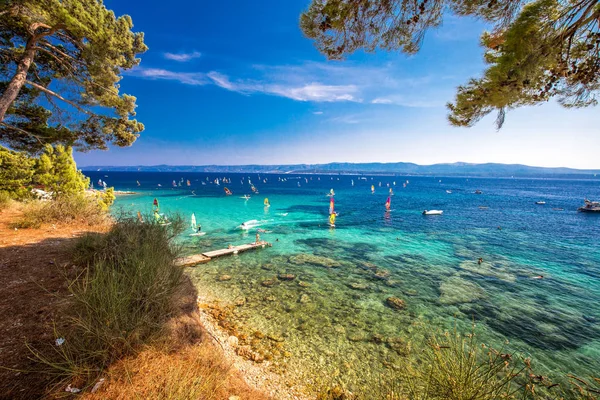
0, 206, 108, 399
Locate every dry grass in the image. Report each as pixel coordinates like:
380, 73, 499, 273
12, 195, 111, 229
81, 343, 269, 400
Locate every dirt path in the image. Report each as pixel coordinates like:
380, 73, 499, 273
0, 207, 107, 399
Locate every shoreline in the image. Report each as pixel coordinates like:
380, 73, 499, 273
195, 293, 310, 400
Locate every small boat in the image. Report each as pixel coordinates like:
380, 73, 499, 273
423, 210, 443, 215
446, 190, 452, 194
578, 199, 600, 212
535, 201, 546, 205
474, 190, 483, 194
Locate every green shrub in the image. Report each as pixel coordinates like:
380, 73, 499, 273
33, 217, 184, 386
0, 146, 34, 200
34, 144, 90, 198
0, 191, 11, 210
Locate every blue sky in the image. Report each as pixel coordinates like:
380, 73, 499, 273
75, 0, 600, 169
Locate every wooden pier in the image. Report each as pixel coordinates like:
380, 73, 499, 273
175, 241, 271, 267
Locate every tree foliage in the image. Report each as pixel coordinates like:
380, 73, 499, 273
35, 144, 90, 197
0, 144, 34, 198
300, 0, 600, 128
0, 0, 147, 153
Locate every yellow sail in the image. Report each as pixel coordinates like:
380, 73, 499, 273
329, 213, 336, 225
264, 198, 270, 206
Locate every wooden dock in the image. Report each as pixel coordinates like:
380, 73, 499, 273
175, 241, 271, 267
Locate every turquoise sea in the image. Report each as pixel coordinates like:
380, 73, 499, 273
86, 171, 600, 394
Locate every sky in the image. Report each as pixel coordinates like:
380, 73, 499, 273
75, 0, 600, 169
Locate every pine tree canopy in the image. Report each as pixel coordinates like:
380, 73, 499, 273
0, 0, 147, 153
300, 0, 600, 128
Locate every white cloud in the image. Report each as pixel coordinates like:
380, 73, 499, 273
313, 111, 324, 115
371, 98, 394, 104
163, 51, 202, 62
128, 68, 208, 85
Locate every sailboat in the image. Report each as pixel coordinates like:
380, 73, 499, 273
327, 188, 335, 197
389, 188, 394, 196
351, 179, 354, 186
385, 196, 391, 212
224, 187, 232, 195
371, 185, 375, 194
329, 196, 335, 215
190, 213, 205, 236
153, 198, 170, 226
264, 198, 270, 208
172, 180, 177, 187
186, 180, 191, 187
136, 180, 141, 187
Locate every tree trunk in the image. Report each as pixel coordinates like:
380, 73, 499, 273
0, 36, 37, 122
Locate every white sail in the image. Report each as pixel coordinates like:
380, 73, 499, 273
191, 213, 197, 230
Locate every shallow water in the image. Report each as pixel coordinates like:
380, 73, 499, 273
87, 171, 600, 394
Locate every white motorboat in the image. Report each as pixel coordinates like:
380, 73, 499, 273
535, 201, 546, 205
423, 210, 443, 215
578, 199, 600, 213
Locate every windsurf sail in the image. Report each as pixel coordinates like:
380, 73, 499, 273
172, 180, 177, 187
136, 180, 140, 186
137, 211, 143, 223
224, 187, 232, 195
385, 196, 391, 211
351, 179, 354, 186
191, 213, 197, 230
329, 197, 335, 215
186, 180, 191, 186
389, 188, 393, 195
371, 185, 375, 193
264, 198, 270, 207
329, 213, 336, 226
329, 188, 335, 196
153, 198, 159, 209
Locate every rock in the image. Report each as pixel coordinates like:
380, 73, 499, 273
298, 281, 311, 288
403, 289, 418, 296
374, 269, 390, 280
386, 296, 406, 310
334, 325, 346, 334
289, 253, 342, 268
227, 336, 239, 347
261, 278, 277, 287
347, 333, 366, 342
234, 297, 245, 306
265, 295, 276, 302
299, 294, 310, 304
254, 331, 265, 339
347, 282, 368, 290
371, 333, 386, 344
267, 334, 285, 342
218, 274, 232, 282
439, 275, 485, 305
277, 273, 296, 281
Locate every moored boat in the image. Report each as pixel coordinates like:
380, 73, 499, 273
535, 201, 546, 205
423, 210, 443, 215
578, 199, 600, 212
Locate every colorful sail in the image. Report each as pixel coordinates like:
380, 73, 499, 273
264, 198, 270, 207
172, 180, 177, 187
389, 188, 393, 195
153, 198, 159, 211
186, 180, 191, 186
224, 187, 232, 195
385, 197, 391, 211
329, 197, 335, 215
191, 213, 197, 230
371, 185, 375, 193
329, 213, 336, 226
329, 188, 335, 196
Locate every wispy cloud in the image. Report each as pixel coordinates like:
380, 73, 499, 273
128, 61, 447, 106
313, 111, 324, 115
128, 68, 208, 85
163, 51, 202, 62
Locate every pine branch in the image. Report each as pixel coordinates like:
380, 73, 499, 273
25, 80, 91, 116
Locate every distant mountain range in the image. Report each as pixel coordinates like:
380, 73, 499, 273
81, 162, 600, 178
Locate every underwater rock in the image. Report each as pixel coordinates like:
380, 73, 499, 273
385, 279, 401, 287
234, 297, 245, 306
458, 260, 516, 283
347, 282, 368, 290
386, 296, 406, 310
374, 269, 391, 280
298, 281, 311, 288
403, 289, 418, 296
277, 273, 296, 281
289, 253, 342, 268
359, 261, 379, 271
371, 333, 386, 344
439, 275, 486, 305
347, 332, 366, 342
264, 295, 276, 302
267, 333, 285, 342
299, 294, 311, 304
218, 274, 232, 282
261, 278, 277, 287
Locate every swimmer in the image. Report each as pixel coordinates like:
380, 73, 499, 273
478, 257, 483, 265
276, 238, 279, 242
497, 226, 502, 230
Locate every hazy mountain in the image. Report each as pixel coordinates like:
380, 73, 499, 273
81, 162, 600, 178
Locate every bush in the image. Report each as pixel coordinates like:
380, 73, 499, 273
33, 217, 185, 387
0, 191, 11, 210
13, 195, 111, 229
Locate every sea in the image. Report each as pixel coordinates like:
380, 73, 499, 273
85, 171, 600, 395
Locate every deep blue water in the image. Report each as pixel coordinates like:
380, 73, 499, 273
85, 171, 600, 392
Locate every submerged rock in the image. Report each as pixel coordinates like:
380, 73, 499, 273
298, 281, 311, 288
218, 274, 232, 282
234, 297, 245, 306
386, 296, 406, 310
347, 282, 369, 290
277, 273, 296, 281
374, 269, 391, 280
289, 253, 342, 268
261, 278, 277, 287
439, 275, 486, 305
299, 294, 311, 304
